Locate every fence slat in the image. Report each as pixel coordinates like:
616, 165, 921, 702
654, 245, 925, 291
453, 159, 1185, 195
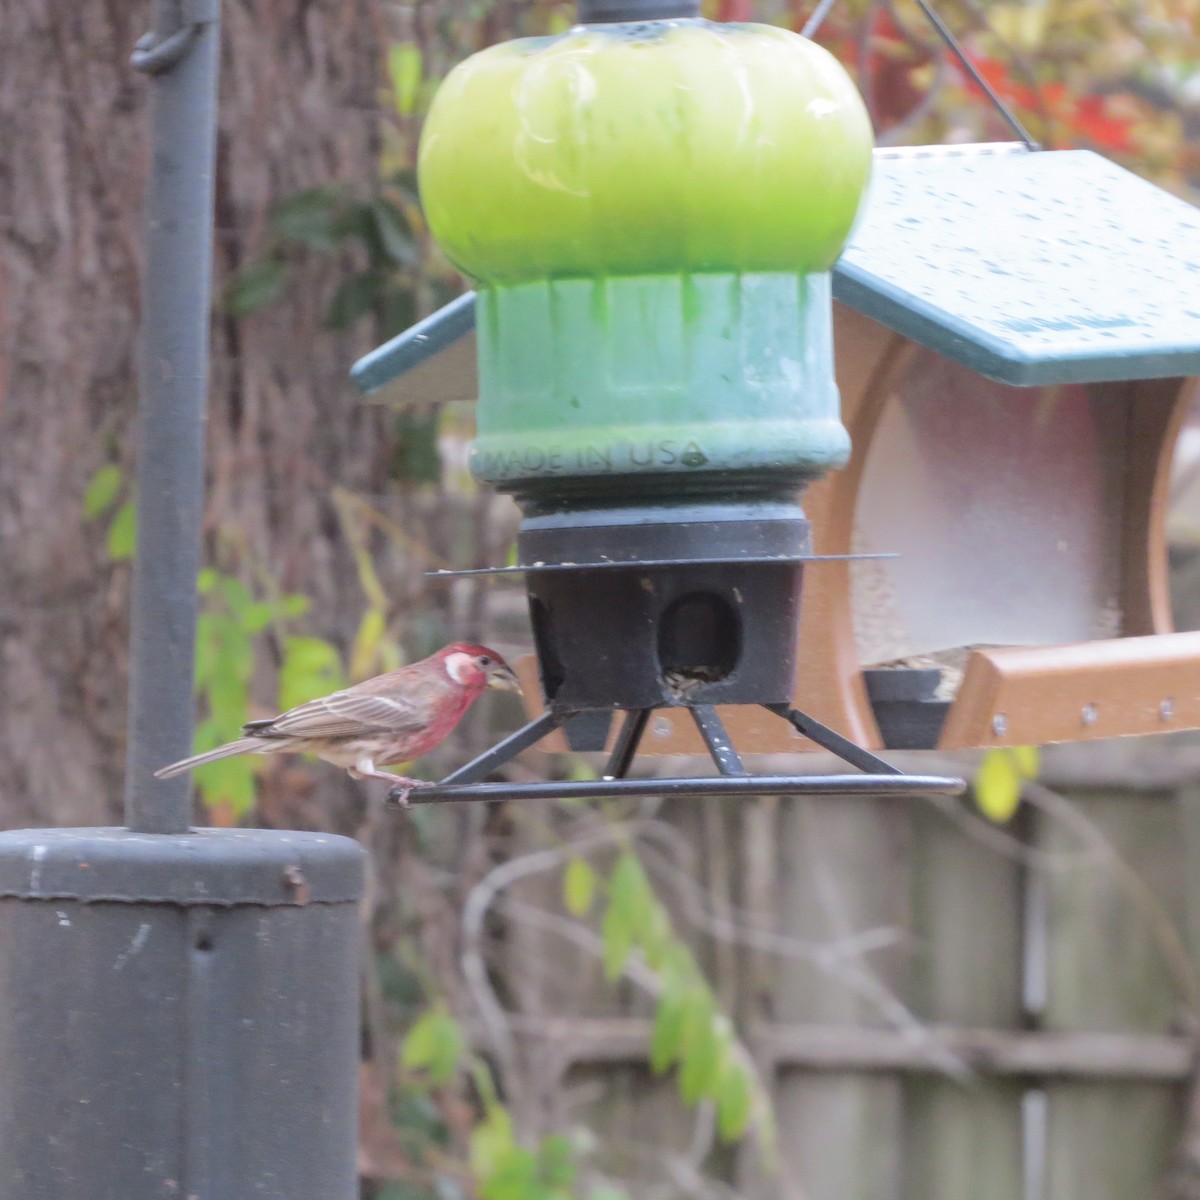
1039, 789, 1187, 1200
769, 796, 910, 1199
902, 799, 1025, 1200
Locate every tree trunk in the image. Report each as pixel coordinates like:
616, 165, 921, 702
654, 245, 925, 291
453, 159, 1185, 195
0, 0, 388, 828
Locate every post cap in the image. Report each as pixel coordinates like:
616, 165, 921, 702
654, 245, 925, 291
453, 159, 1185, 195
577, 0, 700, 21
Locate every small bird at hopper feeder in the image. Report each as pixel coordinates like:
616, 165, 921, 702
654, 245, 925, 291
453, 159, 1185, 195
154, 642, 521, 804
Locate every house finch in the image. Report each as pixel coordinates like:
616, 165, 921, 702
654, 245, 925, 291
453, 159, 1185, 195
154, 642, 520, 803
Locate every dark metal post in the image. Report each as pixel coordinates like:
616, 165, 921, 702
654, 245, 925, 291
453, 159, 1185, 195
124, 0, 222, 834
0, 829, 364, 1200
577, 0, 700, 20
0, 5, 366, 1198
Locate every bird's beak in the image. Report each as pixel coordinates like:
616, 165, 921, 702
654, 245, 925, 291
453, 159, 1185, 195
487, 663, 522, 694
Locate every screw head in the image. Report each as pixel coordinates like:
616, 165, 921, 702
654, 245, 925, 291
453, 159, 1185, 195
1160, 698, 1175, 721
992, 713, 1008, 736
1081, 703, 1098, 727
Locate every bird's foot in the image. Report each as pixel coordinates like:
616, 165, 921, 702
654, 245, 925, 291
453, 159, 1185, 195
385, 777, 429, 807
349, 759, 431, 806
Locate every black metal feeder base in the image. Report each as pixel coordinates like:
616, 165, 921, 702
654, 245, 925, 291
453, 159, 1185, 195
519, 497, 813, 710
435, 496, 894, 712
419, 494, 955, 805
387, 702, 965, 806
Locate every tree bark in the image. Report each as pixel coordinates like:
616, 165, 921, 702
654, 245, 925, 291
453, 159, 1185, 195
0, 0, 388, 827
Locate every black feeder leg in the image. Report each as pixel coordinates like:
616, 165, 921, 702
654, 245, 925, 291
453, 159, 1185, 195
603, 709, 651, 780
391, 709, 568, 803
690, 704, 748, 777
764, 702, 903, 776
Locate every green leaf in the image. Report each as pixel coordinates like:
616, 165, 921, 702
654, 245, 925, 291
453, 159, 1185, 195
194, 753, 257, 817
326, 271, 383, 330
388, 42, 424, 115
219, 576, 254, 618
370, 200, 417, 265
106, 499, 137, 561
350, 606, 387, 681
191, 717, 224, 754
601, 900, 633, 983
279, 635, 345, 711
84, 465, 123, 519
191, 715, 259, 814
679, 1012, 724, 1106
197, 568, 219, 595
1012, 744, 1040, 779
390, 407, 442, 485
207, 662, 248, 725
400, 1007, 441, 1069
193, 612, 219, 689
659, 941, 696, 990
678, 986, 715, 1058
329, 202, 374, 244
378, 1183, 440, 1200
639, 901, 672, 970
470, 1105, 516, 1181
402, 1005, 464, 1086
566, 757, 600, 783
281, 635, 341, 677
280, 593, 310, 618
480, 1148, 546, 1200
270, 187, 340, 251
563, 857, 597, 918
975, 748, 1022, 824
380, 286, 418, 341
241, 602, 275, 635
226, 257, 287, 316
210, 616, 254, 694
609, 851, 651, 925
536, 1134, 576, 1189
650, 986, 687, 1074
715, 1057, 754, 1143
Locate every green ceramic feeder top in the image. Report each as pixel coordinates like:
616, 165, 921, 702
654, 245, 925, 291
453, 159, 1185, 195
417, 19, 874, 282
407, 16, 876, 496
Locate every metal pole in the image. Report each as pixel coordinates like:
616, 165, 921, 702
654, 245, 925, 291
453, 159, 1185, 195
124, 0, 222, 834
0, 11, 365, 1197
0, 828, 364, 1200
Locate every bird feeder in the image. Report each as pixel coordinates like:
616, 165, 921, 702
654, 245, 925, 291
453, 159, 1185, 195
353, 4, 1200, 800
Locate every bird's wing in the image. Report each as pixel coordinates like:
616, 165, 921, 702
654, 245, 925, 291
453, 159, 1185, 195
259, 689, 425, 741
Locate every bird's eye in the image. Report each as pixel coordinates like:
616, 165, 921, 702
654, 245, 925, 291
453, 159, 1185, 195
479, 655, 492, 666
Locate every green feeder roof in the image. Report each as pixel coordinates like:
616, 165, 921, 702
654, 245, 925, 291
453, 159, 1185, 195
837, 144, 1200, 385
352, 144, 1200, 399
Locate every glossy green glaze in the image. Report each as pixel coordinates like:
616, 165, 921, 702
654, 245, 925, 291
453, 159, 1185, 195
471, 272, 849, 494
418, 17, 872, 494
419, 20, 873, 283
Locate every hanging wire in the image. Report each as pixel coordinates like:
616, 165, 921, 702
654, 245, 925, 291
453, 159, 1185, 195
800, 0, 838, 39
801, 0, 1040, 151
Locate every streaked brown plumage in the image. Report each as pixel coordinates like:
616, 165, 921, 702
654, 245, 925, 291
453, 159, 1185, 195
154, 642, 520, 803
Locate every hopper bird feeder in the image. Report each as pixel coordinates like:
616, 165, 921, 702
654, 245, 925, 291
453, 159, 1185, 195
353, 2, 1200, 804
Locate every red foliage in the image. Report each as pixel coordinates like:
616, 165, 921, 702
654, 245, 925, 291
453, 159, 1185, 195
715, 0, 755, 19
792, 4, 1138, 156
966, 56, 1136, 153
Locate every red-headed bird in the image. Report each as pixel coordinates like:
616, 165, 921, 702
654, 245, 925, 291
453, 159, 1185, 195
154, 642, 520, 802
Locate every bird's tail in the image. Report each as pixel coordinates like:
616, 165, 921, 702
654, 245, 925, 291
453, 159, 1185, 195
153, 738, 265, 780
